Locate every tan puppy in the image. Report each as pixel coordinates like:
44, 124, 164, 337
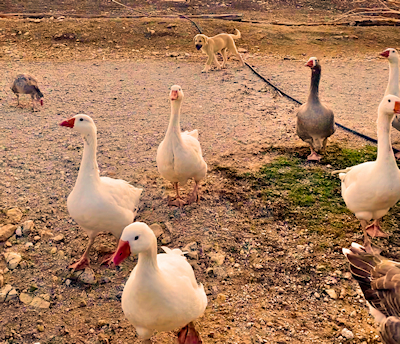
194, 29, 245, 73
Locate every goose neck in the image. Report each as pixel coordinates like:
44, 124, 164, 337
308, 67, 321, 103
376, 113, 395, 163
136, 241, 159, 274
76, 130, 100, 184
166, 100, 182, 135
386, 61, 399, 96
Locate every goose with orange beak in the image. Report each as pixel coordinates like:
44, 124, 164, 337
296, 57, 335, 161
156, 85, 207, 207
333, 95, 400, 253
112, 222, 207, 344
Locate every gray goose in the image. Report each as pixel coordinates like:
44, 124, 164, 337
343, 243, 400, 344
296, 57, 335, 161
11, 74, 44, 111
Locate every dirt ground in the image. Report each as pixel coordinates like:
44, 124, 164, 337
2, 2, 400, 344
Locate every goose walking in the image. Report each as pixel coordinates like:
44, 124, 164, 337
343, 243, 400, 344
156, 85, 207, 207
333, 95, 400, 252
296, 57, 335, 161
11, 74, 44, 111
60, 114, 142, 270
112, 222, 207, 344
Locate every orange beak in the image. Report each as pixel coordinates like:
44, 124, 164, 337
394, 101, 400, 114
59, 117, 75, 128
380, 50, 390, 58
170, 90, 178, 101
305, 60, 314, 68
111, 240, 131, 266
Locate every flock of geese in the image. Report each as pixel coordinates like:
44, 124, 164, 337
7, 46, 400, 343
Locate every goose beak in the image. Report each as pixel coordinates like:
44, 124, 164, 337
60, 117, 75, 128
380, 50, 390, 58
395, 101, 400, 114
305, 60, 314, 68
112, 240, 131, 266
170, 90, 179, 101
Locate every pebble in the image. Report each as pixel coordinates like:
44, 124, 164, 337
6, 208, 23, 223
238, 48, 248, 53
33, 235, 41, 242
341, 328, 354, 339
74, 268, 97, 284
98, 319, 108, 327
182, 242, 198, 260
50, 247, 57, 254
53, 234, 64, 242
37, 324, 45, 332
208, 252, 226, 266
325, 289, 337, 299
161, 235, 172, 245
314, 292, 320, 298
216, 293, 227, 303
343, 272, 352, 279
0, 224, 17, 241
19, 292, 33, 305
40, 230, 53, 240
15, 227, 22, 236
22, 220, 34, 236
149, 223, 164, 238
65, 279, 71, 286
30, 296, 50, 309
4, 252, 22, 270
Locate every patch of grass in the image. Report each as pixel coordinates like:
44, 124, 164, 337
324, 143, 377, 168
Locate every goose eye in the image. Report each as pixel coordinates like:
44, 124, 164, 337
389, 99, 392, 103
134, 236, 139, 240
79, 118, 84, 121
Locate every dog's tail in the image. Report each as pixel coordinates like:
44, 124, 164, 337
230, 29, 241, 40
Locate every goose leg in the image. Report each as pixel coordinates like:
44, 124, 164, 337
177, 322, 203, 344
187, 181, 200, 204
360, 220, 382, 254
168, 182, 187, 208
307, 146, 322, 162
69, 235, 95, 271
365, 219, 388, 238
16, 94, 23, 108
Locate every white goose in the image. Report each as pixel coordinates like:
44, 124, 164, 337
380, 48, 400, 144
112, 222, 207, 344
333, 95, 400, 252
156, 85, 207, 207
343, 243, 400, 344
60, 114, 142, 270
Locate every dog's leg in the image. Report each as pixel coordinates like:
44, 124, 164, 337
221, 48, 228, 68
213, 54, 222, 70
202, 55, 213, 73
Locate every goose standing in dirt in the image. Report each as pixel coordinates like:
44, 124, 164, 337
380, 48, 400, 156
333, 95, 400, 253
60, 114, 142, 270
343, 243, 400, 344
112, 222, 207, 344
296, 57, 335, 161
156, 85, 207, 207
11, 74, 44, 111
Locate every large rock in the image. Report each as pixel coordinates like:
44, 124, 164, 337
6, 208, 23, 224
0, 224, 17, 242
4, 252, 22, 270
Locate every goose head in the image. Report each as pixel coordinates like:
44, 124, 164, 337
380, 48, 399, 63
378, 94, 400, 118
305, 57, 319, 69
60, 114, 97, 136
112, 222, 156, 266
170, 85, 184, 102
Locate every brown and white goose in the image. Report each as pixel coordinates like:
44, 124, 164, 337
60, 114, 143, 270
11, 74, 44, 111
296, 57, 335, 161
343, 242, 400, 344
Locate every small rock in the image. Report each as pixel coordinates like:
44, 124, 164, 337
208, 252, 226, 266
6, 208, 23, 223
15, 227, 22, 237
40, 230, 53, 240
98, 319, 108, 327
166, 52, 180, 57
5, 241, 12, 247
65, 279, 71, 286
238, 48, 247, 53
0, 224, 17, 241
4, 252, 22, 270
53, 234, 64, 242
78, 268, 97, 284
37, 324, 45, 332
216, 293, 226, 303
0, 284, 13, 302
22, 220, 34, 236
166, 23, 177, 28
30, 296, 50, 309
339, 288, 347, 299
50, 247, 57, 254
40, 293, 50, 301
184, 53, 190, 57
33, 235, 41, 242
19, 293, 33, 305
0, 275, 3, 287
314, 292, 320, 298
343, 272, 352, 279
6, 288, 18, 302
149, 223, 164, 238
341, 328, 354, 339
161, 235, 172, 245
182, 242, 198, 260
325, 289, 337, 299
164, 221, 174, 234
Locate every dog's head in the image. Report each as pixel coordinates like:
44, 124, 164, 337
194, 34, 208, 50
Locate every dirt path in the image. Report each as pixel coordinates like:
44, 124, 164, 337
1, 58, 396, 343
